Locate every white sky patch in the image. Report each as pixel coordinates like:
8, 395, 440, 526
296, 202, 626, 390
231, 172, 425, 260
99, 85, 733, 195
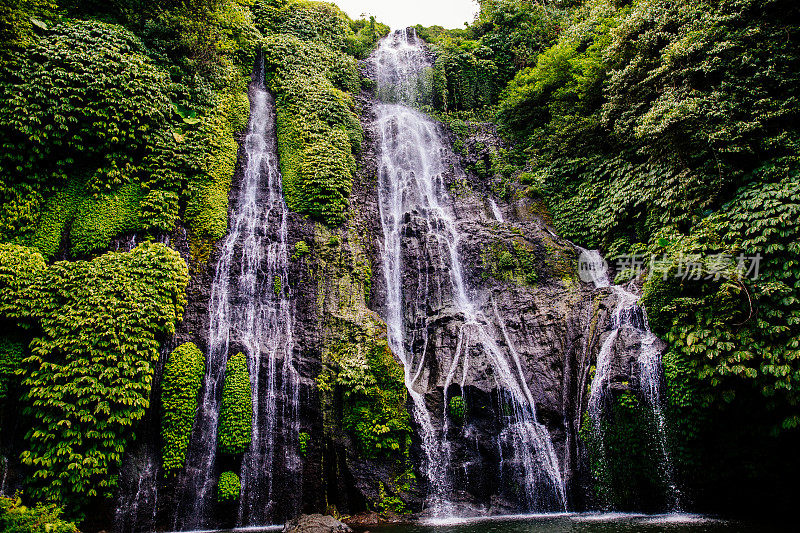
332, 0, 480, 30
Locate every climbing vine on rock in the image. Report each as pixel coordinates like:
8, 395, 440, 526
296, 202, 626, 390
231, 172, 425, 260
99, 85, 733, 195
161, 342, 206, 477
218, 352, 253, 455
0, 242, 188, 514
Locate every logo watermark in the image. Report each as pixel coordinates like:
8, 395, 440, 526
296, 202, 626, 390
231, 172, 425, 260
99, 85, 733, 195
577, 250, 609, 284
578, 252, 762, 282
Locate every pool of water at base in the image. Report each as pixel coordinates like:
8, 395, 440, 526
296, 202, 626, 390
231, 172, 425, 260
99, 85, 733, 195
350, 513, 768, 533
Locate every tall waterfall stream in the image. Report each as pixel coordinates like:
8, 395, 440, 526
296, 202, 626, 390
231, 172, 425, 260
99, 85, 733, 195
173, 62, 300, 529
581, 249, 680, 510
373, 29, 566, 516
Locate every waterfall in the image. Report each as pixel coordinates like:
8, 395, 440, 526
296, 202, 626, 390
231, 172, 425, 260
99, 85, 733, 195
581, 249, 680, 510
488, 199, 504, 222
0, 455, 7, 495
173, 61, 299, 529
373, 29, 565, 516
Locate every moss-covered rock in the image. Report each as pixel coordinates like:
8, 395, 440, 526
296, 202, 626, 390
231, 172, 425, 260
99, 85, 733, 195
161, 342, 206, 477
218, 352, 253, 455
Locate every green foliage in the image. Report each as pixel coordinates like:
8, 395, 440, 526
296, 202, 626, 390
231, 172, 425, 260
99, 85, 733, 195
292, 240, 310, 260
0, 243, 188, 513
0, 0, 58, 51
252, 1, 379, 226
1, 4, 259, 258
298, 431, 310, 457
498, 0, 800, 250
317, 337, 411, 459
0, 20, 173, 256
415, 0, 567, 112
641, 175, 800, 430
448, 395, 465, 423
376, 479, 411, 515
487, 0, 800, 443
347, 16, 390, 59
216, 471, 240, 503
262, 29, 361, 226
161, 342, 206, 477
481, 239, 538, 285
0, 496, 78, 533
218, 352, 253, 455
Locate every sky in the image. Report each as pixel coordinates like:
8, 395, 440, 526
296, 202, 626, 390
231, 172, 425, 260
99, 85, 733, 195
332, 0, 480, 30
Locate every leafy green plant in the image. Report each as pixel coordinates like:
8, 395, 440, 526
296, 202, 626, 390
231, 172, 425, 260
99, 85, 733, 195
0, 496, 78, 533
292, 240, 310, 260
216, 471, 240, 503
218, 352, 253, 455
298, 431, 310, 457
0, 243, 188, 513
161, 342, 206, 477
448, 396, 465, 423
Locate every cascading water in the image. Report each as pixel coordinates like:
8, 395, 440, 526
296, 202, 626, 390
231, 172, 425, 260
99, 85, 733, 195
373, 28, 565, 516
581, 249, 680, 510
172, 60, 299, 529
488, 199, 504, 222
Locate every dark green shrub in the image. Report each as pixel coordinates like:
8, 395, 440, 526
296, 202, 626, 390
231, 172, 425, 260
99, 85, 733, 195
0, 0, 58, 51
161, 342, 206, 477
218, 352, 253, 455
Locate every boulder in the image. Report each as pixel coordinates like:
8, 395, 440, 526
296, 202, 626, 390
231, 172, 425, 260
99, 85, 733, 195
283, 514, 353, 533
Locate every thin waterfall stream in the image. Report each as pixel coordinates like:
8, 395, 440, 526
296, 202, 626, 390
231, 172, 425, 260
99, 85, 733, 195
172, 61, 299, 529
581, 249, 680, 511
373, 29, 566, 517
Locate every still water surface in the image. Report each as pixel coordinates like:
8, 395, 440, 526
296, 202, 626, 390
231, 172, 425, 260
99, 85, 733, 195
352, 513, 765, 533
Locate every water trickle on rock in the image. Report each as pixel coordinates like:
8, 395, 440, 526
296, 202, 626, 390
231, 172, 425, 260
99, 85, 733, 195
373, 29, 566, 516
581, 248, 680, 511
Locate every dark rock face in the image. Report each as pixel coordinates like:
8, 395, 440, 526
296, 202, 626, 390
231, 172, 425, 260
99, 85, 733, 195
283, 514, 352, 533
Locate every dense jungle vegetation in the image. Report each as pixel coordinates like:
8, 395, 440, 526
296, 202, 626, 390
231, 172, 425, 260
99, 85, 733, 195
0, 0, 798, 528
417, 0, 800, 514
0, 0, 387, 527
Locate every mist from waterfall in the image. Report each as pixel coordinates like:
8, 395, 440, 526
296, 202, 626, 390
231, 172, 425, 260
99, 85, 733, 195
373, 28, 566, 516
